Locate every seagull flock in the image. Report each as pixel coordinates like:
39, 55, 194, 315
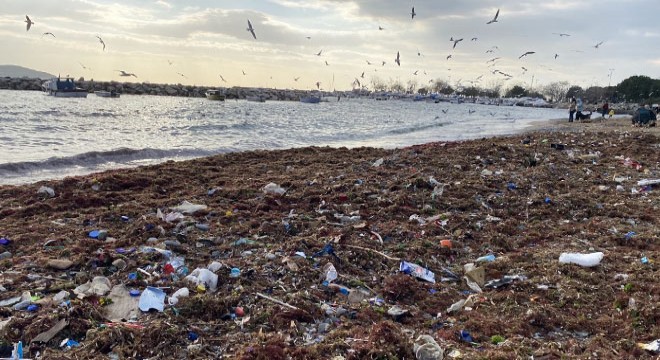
20, 6, 608, 89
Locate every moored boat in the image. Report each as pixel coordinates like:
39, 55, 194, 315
300, 95, 321, 103
205, 89, 225, 101
42, 77, 88, 98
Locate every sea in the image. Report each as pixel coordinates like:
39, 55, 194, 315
0, 89, 567, 186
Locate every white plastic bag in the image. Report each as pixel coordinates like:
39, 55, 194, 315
559, 252, 604, 267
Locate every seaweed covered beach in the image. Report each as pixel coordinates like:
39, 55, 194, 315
0, 118, 658, 359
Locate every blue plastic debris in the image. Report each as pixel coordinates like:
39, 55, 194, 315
459, 330, 474, 343
400, 261, 435, 283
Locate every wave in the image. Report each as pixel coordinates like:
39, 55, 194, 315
0, 147, 216, 176
387, 121, 453, 135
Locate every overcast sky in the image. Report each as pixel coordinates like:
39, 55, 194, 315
0, 0, 658, 91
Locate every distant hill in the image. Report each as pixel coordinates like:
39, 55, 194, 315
0, 65, 55, 79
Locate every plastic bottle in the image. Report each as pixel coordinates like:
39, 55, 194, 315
322, 263, 337, 284
476, 254, 496, 262
558, 252, 604, 267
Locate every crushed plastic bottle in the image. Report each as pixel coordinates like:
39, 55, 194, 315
559, 252, 604, 267
322, 263, 338, 284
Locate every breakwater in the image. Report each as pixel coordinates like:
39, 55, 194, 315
0, 76, 338, 101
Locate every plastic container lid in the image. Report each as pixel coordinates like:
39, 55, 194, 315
129, 289, 141, 297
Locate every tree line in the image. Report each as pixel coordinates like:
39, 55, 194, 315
367, 75, 660, 104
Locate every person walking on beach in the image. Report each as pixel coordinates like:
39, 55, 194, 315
601, 101, 609, 119
568, 97, 577, 122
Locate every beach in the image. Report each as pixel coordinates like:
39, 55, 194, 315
0, 117, 658, 359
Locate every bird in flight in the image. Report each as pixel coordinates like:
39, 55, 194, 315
96, 36, 106, 51
487, 9, 499, 24
381, 61, 386, 66
486, 49, 494, 53
413, 70, 419, 75
219, 75, 227, 82
521, 66, 528, 73
486, 57, 500, 63
242, 70, 247, 76
446, 55, 452, 60
554, 53, 559, 59
366, 60, 372, 65
594, 41, 604, 49
116, 70, 137, 77
25, 15, 34, 31
378, 26, 384, 30
411, 7, 416, 19
79, 62, 91, 70
294, 77, 300, 82
325, 60, 330, 66
552, 32, 571, 37
176, 72, 186, 78
471, 37, 478, 41
315, 50, 323, 56
42, 32, 55, 38
519, 51, 535, 59
395, 51, 400, 66
167, 60, 174, 66
360, 71, 365, 78
305, 36, 311, 39
450, 37, 463, 49
247, 20, 256, 39
354, 78, 361, 87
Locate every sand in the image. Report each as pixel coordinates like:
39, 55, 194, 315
0, 116, 658, 359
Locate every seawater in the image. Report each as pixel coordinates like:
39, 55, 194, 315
0, 89, 566, 185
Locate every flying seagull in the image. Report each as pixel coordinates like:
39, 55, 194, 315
116, 70, 137, 78
366, 60, 372, 65
25, 15, 34, 31
79, 62, 91, 70
487, 9, 499, 24
521, 66, 528, 73
411, 7, 416, 19
395, 51, 400, 66
471, 37, 478, 41
519, 51, 535, 59
305, 36, 311, 39
242, 70, 247, 76
552, 32, 571, 37
176, 72, 186, 78
594, 41, 604, 49
247, 20, 256, 39
167, 60, 174, 66
219, 75, 227, 82
446, 55, 452, 60
486, 57, 500, 63
294, 77, 300, 82
554, 53, 559, 59
486, 49, 494, 53
381, 61, 386, 66
325, 61, 329, 66
413, 70, 419, 75
96, 36, 106, 51
360, 71, 365, 78
42, 32, 55, 38
315, 50, 323, 56
354, 78, 361, 87
450, 37, 463, 49
379, 26, 384, 30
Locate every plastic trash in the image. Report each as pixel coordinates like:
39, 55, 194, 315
11, 341, 23, 359
475, 254, 496, 262
185, 268, 218, 291
171, 200, 208, 214
263, 182, 286, 195
559, 252, 604, 267
400, 261, 436, 283
188, 331, 199, 341
414, 335, 444, 360
37, 186, 55, 197
230, 268, 241, 278
0, 238, 10, 246
641, 257, 649, 264
459, 330, 474, 343
637, 339, 659, 353
138, 286, 166, 312
168, 287, 190, 306
207, 261, 223, 273
322, 263, 338, 284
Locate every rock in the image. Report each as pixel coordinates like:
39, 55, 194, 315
47, 259, 74, 270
